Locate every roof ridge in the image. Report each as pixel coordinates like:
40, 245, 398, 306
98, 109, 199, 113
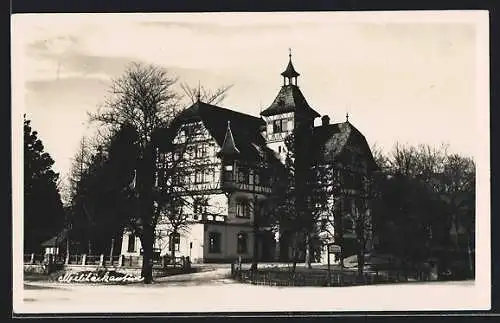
197, 101, 263, 123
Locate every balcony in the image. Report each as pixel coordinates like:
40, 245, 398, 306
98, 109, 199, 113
221, 181, 272, 194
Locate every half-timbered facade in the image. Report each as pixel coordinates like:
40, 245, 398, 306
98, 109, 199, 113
120, 52, 378, 264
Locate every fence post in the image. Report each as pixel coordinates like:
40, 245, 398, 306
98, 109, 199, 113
161, 255, 165, 268
65, 253, 70, 265
82, 254, 87, 265
30, 253, 35, 264
99, 254, 104, 266
118, 255, 123, 267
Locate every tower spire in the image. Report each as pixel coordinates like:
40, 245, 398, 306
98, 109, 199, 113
217, 120, 240, 158
281, 48, 300, 86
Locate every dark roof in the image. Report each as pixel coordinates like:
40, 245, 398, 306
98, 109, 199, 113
312, 121, 379, 172
169, 101, 280, 164
260, 85, 321, 118
217, 121, 241, 158
41, 229, 68, 247
281, 59, 300, 78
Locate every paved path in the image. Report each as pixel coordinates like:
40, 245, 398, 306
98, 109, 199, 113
153, 267, 234, 286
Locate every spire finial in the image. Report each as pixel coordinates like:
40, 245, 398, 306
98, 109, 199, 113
346, 112, 349, 122
289, 48, 292, 60
197, 81, 201, 102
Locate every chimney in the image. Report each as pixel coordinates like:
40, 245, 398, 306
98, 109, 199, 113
321, 115, 330, 126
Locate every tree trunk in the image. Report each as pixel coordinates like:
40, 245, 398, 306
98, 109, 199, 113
66, 232, 70, 258
357, 247, 365, 277
466, 227, 474, 278
291, 234, 299, 275
305, 233, 312, 269
251, 220, 259, 271
140, 226, 154, 284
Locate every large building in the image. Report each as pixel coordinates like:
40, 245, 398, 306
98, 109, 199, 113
120, 53, 378, 264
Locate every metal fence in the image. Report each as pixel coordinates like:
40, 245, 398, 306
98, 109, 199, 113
24, 254, 188, 269
231, 267, 432, 287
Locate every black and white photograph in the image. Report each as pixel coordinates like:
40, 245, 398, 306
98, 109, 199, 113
12, 10, 490, 314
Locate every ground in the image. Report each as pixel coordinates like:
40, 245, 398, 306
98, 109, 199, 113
15, 263, 482, 314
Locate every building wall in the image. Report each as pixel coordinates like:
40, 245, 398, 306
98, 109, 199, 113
203, 223, 254, 262
176, 223, 205, 263
262, 112, 294, 163
120, 231, 142, 256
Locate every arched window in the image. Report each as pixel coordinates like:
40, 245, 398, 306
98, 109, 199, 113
208, 232, 221, 253
237, 232, 248, 254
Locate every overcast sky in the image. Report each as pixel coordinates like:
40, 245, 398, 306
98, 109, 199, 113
12, 11, 488, 181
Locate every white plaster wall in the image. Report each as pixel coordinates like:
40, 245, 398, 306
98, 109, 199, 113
177, 223, 205, 262
120, 232, 142, 256
206, 193, 228, 217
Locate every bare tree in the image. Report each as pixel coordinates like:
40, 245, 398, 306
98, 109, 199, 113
88, 62, 183, 283
89, 62, 232, 283
372, 142, 475, 278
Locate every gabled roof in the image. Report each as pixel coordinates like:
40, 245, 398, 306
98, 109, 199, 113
260, 85, 321, 118
169, 100, 280, 164
312, 121, 379, 172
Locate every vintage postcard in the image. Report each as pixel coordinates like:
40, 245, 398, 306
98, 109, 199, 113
12, 10, 490, 314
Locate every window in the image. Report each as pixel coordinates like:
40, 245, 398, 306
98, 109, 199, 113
236, 200, 251, 218
208, 232, 221, 253
238, 167, 249, 183
127, 234, 136, 252
254, 171, 260, 185
273, 119, 283, 133
195, 144, 207, 159
169, 232, 180, 251
172, 174, 186, 186
193, 197, 208, 220
184, 123, 197, 137
272, 118, 289, 133
173, 147, 182, 161
237, 232, 248, 253
194, 170, 206, 184
224, 164, 233, 181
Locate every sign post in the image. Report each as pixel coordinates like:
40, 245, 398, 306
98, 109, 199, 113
327, 244, 342, 286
